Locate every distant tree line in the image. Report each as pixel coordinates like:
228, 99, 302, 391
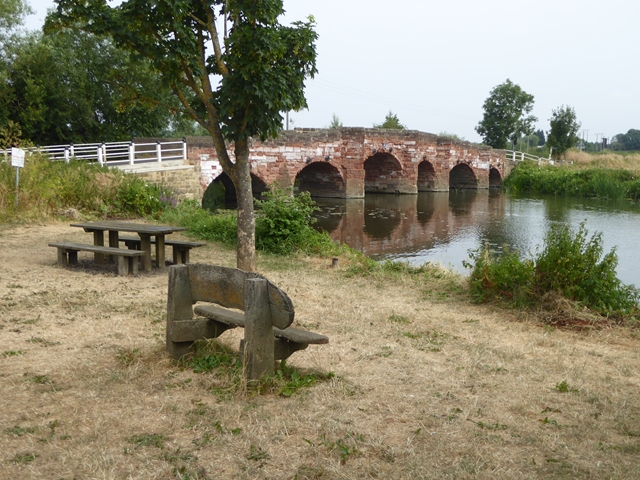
611, 129, 640, 151
0, 0, 204, 148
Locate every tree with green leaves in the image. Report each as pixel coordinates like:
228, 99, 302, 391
48, 0, 318, 272
329, 113, 342, 129
475, 79, 537, 149
0, 28, 185, 145
374, 111, 406, 130
612, 129, 640, 151
546, 105, 581, 159
534, 129, 546, 146
0, 0, 31, 36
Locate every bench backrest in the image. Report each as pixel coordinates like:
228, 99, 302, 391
168, 264, 294, 330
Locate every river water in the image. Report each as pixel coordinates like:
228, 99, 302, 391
313, 191, 640, 287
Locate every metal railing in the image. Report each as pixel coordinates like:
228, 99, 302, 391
1, 139, 187, 166
505, 149, 555, 165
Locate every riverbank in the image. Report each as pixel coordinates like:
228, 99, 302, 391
1, 221, 639, 479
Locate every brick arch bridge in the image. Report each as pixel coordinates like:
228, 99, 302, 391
190, 128, 507, 198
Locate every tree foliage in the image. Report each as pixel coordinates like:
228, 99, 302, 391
329, 113, 342, 129
0, 28, 183, 145
546, 105, 581, 159
612, 129, 640, 151
475, 79, 537, 149
534, 129, 546, 146
48, 0, 318, 272
0, 0, 32, 35
374, 111, 406, 130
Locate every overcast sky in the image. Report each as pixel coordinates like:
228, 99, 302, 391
23, 0, 640, 144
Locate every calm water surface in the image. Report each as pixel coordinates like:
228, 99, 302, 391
313, 191, 640, 287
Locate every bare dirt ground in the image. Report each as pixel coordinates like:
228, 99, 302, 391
1, 222, 639, 479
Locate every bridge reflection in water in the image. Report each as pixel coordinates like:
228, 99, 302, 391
313, 190, 508, 273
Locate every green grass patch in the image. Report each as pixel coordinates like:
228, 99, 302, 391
180, 339, 333, 397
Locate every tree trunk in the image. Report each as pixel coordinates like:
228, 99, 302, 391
233, 138, 257, 273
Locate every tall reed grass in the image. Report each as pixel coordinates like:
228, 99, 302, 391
0, 154, 174, 220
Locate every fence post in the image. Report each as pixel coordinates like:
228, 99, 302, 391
512, 150, 515, 161
521, 151, 524, 161
97, 144, 104, 166
156, 141, 162, 163
70, 143, 74, 158
64, 147, 70, 163
182, 137, 187, 161
129, 141, 135, 165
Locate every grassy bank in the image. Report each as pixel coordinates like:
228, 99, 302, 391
0, 155, 175, 221
505, 160, 640, 201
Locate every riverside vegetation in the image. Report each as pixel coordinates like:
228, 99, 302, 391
2, 154, 639, 326
2, 154, 640, 478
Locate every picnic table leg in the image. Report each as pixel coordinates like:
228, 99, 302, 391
139, 234, 152, 271
108, 230, 119, 262
156, 234, 166, 268
93, 230, 105, 264
244, 278, 275, 383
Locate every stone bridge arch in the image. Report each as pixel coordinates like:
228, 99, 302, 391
211, 171, 269, 201
489, 167, 503, 188
417, 160, 437, 191
364, 152, 405, 193
295, 161, 346, 198
449, 163, 478, 189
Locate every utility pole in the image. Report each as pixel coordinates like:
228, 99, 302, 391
594, 133, 604, 152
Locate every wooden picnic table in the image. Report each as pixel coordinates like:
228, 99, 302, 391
70, 221, 188, 271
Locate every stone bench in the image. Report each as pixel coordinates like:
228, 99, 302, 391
49, 242, 145, 276
166, 264, 329, 381
119, 236, 205, 264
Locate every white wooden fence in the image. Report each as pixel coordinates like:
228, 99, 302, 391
1, 139, 187, 167
505, 149, 555, 165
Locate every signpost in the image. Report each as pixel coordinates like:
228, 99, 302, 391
11, 147, 25, 208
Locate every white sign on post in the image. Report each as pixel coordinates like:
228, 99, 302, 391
11, 147, 25, 168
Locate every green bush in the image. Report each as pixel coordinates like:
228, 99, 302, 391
464, 247, 534, 306
255, 187, 338, 256
465, 222, 639, 317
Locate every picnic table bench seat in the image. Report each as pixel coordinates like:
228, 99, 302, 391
49, 242, 144, 276
166, 263, 329, 380
119, 236, 205, 264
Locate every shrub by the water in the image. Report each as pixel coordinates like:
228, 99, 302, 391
255, 187, 339, 256
159, 188, 341, 256
465, 222, 639, 318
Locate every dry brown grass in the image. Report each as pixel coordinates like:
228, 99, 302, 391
1, 222, 640, 479
564, 150, 640, 173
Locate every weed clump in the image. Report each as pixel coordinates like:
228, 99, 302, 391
465, 221, 639, 324
181, 340, 333, 397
